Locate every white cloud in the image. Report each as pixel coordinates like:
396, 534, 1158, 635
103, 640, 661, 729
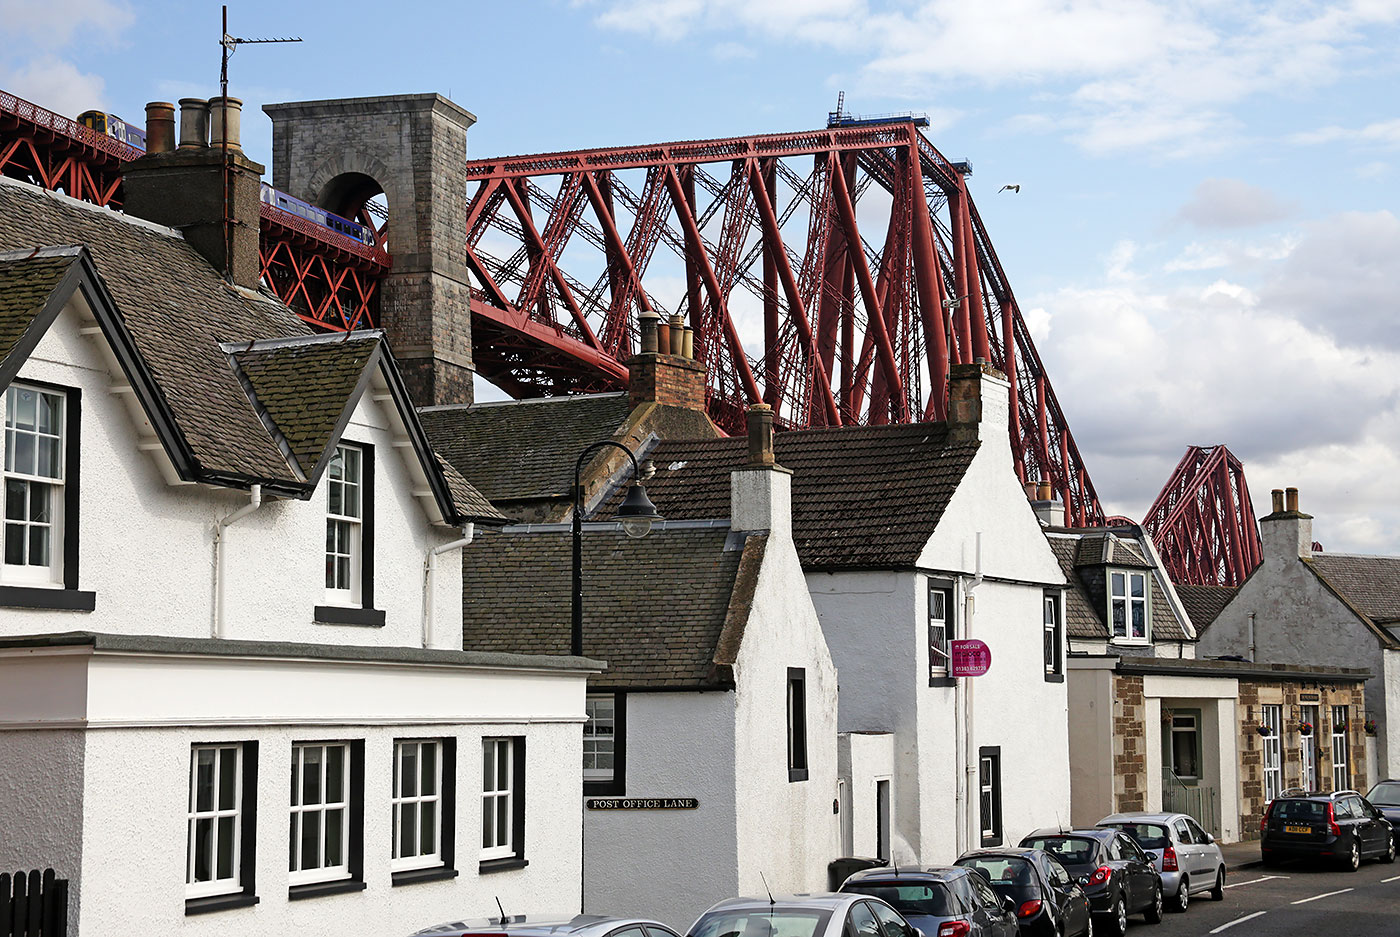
1291, 118, 1400, 148
712, 41, 755, 60
0, 0, 132, 48
0, 56, 107, 117
1176, 178, 1294, 229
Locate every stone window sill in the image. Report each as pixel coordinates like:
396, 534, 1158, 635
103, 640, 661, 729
185, 893, 259, 916
0, 586, 95, 611
288, 879, 367, 901
392, 866, 458, 887
313, 605, 385, 627
478, 857, 529, 875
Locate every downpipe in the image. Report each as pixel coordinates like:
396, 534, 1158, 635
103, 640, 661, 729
960, 532, 984, 853
212, 485, 262, 639
422, 523, 474, 648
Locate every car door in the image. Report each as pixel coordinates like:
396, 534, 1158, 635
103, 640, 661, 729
869, 894, 925, 937
846, 900, 886, 937
1043, 855, 1084, 935
1103, 835, 1137, 908
1184, 817, 1217, 878
1349, 796, 1382, 854
1172, 818, 1198, 886
968, 871, 1018, 937
644, 926, 684, 937
1120, 833, 1160, 907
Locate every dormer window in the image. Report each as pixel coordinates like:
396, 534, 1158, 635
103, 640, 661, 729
1110, 570, 1148, 642
4, 384, 66, 586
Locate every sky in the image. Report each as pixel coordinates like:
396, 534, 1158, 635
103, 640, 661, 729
2, 0, 1399, 553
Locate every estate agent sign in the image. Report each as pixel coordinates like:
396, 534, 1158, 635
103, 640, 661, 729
950, 639, 991, 678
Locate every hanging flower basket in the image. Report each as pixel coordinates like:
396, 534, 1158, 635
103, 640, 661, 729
1296, 721, 1314, 736
1365, 718, 1379, 736
1334, 718, 1348, 733
1255, 723, 1271, 737
1161, 707, 1175, 724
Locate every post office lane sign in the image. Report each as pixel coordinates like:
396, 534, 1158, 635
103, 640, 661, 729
586, 798, 699, 810
950, 639, 991, 678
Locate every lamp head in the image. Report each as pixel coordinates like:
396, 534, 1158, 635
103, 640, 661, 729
617, 483, 662, 539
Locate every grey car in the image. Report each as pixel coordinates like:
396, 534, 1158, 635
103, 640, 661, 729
1096, 812, 1225, 912
413, 915, 684, 937
689, 893, 918, 937
840, 865, 1019, 937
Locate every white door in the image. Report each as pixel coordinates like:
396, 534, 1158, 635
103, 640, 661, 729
1300, 705, 1319, 791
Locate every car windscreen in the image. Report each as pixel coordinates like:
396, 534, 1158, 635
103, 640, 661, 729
842, 882, 958, 917
689, 909, 833, 937
1272, 800, 1327, 822
1101, 822, 1170, 850
955, 857, 1036, 891
1369, 783, 1400, 806
1020, 837, 1098, 869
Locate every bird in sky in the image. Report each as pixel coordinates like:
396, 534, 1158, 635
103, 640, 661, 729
998, 184, 1021, 193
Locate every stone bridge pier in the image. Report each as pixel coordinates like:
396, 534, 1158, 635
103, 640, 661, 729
263, 93, 477, 406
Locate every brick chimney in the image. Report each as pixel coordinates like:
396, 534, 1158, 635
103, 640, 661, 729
122, 97, 266, 290
947, 358, 1010, 446
1260, 486, 1313, 562
628, 311, 707, 412
730, 404, 792, 537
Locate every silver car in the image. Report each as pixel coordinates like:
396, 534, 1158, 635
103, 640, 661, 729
1096, 812, 1225, 913
413, 916, 684, 937
689, 893, 916, 937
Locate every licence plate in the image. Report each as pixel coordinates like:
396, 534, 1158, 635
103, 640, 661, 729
1285, 825, 1310, 834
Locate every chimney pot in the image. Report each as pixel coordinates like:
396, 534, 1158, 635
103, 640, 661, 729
1037, 479, 1053, 501
746, 404, 776, 466
1285, 487, 1299, 513
208, 96, 244, 153
1271, 489, 1285, 513
144, 102, 176, 155
177, 98, 209, 150
1024, 481, 1039, 500
656, 319, 671, 355
638, 311, 660, 354
681, 326, 694, 360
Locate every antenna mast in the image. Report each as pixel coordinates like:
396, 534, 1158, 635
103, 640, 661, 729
218, 4, 301, 284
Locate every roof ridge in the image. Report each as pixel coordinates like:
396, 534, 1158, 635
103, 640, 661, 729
419, 391, 629, 412
0, 245, 84, 262
219, 329, 384, 354
1313, 551, 1400, 561
0, 176, 184, 239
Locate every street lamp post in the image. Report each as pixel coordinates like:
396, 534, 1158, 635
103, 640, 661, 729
571, 440, 663, 657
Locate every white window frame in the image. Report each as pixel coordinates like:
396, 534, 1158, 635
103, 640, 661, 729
1332, 706, 1350, 792
2, 383, 65, 586
928, 582, 953, 678
481, 738, 516, 861
186, 744, 243, 899
1262, 704, 1283, 802
391, 739, 442, 872
289, 742, 352, 886
1170, 714, 1200, 780
324, 444, 362, 605
583, 695, 616, 783
1110, 570, 1149, 643
1043, 592, 1062, 676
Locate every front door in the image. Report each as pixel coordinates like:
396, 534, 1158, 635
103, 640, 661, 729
1301, 706, 1319, 791
876, 779, 891, 861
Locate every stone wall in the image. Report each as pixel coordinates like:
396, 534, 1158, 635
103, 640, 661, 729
1113, 674, 1147, 811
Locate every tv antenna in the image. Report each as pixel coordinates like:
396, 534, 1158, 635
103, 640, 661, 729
216, 4, 302, 284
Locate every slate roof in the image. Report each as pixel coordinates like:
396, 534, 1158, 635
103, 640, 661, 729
1046, 528, 1190, 642
460, 525, 765, 688
0, 179, 500, 525
420, 393, 633, 503
1047, 536, 1104, 639
1174, 584, 1238, 633
1310, 553, 1400, 624
600, 424, 979, 570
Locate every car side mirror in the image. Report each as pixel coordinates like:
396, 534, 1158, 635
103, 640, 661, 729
1205, 833, 1215, 844
1003, 896, 1016, 913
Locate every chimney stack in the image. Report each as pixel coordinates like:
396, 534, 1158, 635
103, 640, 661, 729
144, 102, 176, 155
627, 316, 707, 413
1030, 478, 1065, 527
122, 95, 266, 290
730, 405, 793, 537
1261, 485, 1313, 562
948, 360, 1010, 446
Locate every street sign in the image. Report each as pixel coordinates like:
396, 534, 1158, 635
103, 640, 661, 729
950, 639, 991, 677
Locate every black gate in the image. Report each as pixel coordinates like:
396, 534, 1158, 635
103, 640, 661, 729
1, 870, 68, 937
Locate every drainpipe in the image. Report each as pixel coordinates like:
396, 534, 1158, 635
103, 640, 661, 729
965, 532, 983, 852
212, 485, 262, 639
1248, 612, 1257, 663
422, 524, 475, 648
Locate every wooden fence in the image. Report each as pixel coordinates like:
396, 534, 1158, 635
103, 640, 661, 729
1, 870, 68, 937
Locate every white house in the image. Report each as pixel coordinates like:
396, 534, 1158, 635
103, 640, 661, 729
0, 174, 596, 935
618, 363, 1073, 866
453, 402, 840, 930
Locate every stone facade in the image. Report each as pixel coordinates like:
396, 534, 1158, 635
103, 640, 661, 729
1113, 674, 1148, 811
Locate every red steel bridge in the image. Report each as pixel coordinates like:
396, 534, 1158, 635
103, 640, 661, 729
0, 86, 1267, 581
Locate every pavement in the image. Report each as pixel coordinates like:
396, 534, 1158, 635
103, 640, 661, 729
1220, 839, 1264, 873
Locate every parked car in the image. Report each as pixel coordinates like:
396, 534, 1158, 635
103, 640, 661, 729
1096, 812, 1225, 912
954, 848, 1092, 937
1365, 780, 1400, 844
689, 894, 915, 937
1018, 829, 1162, 936
840, 865, 1019, 937
1260, 789, 1396, 871
414, 916, 684, 937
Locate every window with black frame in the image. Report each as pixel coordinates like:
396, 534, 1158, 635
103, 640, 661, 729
1043, 590, 1062, 679
929, 582, 954, 684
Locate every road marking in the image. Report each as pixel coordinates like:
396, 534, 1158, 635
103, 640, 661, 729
1209, 911, 1266, 933
1384, 874, 1400, 883
1291, 887, 1355, 904
1223, 875, 1279, 888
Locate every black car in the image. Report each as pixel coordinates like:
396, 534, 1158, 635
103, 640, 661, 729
1261, 789, 1396, 870
955, 848, 1091, 937
1365, 780, 1400, 844
1018, 829, 1162, 937
841, 866, 1019, 937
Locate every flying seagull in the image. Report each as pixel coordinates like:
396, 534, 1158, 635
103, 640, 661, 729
998, 184, 1021, 193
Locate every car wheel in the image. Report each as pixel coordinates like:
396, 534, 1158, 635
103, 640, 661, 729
1143, 883, 1163, 924
1210, 867, 1225, 901
1170, 876, 1189, 913
1383, 837, 1397, 865
1344, 839, 1361, 872
1109, 895, 1128, 937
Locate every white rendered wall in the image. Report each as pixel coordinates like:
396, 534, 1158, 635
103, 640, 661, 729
1, 294, 464, 649
583, 691, 738, 930
838, 733, 894, 859
733, 529, 840, 904
0, 648, 588, 937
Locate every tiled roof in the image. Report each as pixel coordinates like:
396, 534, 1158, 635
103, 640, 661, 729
1048, 536, 1104, 638
1074, 533, 1152, 568
0, 253, 76, 363
0, 179, 306, 484
460, 525, 764, 688
420, 393, 632, 502
231, 336, 378, 477
1310, 553, 1400, 624
1047, 529, 1190, 642
437, 455, 505, 523
603, 424, 978, 570
1174, 584, 1238, 633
